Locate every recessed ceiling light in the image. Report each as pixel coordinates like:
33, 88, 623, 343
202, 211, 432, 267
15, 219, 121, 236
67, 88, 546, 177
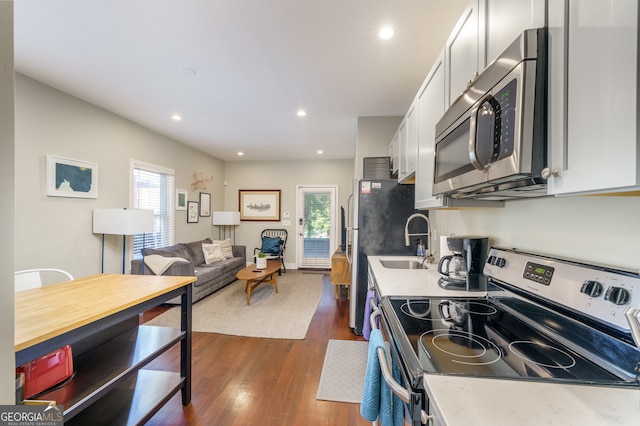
171, 114, 182, 121
237, 152, 244, 156
317, 150, 324, 155
379, 26, 394, 40
297, 110, 307, 117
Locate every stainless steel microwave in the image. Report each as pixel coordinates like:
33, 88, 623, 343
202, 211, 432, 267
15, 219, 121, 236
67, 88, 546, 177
433, 28, 548, 200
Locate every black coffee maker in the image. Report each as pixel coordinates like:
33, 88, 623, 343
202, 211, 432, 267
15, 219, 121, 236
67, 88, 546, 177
437, 236, 489, 291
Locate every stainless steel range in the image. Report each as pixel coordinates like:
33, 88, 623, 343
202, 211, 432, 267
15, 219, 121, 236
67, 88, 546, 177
375, 248, 640, 425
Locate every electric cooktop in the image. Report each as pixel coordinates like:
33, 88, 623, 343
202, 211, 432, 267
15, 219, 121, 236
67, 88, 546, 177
385, 296, 631, 385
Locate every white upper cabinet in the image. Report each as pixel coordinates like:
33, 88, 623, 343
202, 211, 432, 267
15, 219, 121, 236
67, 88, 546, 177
415, 49, 504, 210
389, 132, 399, 178
445, 0, 481, 107
395, 102, 418, 184
415, 51, 446, 208
483, 0, 546, 65
547, 0, 640, 195
404, 103, 418, 183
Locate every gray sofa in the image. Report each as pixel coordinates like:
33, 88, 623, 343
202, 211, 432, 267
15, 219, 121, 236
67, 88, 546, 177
131, 238, 246, 304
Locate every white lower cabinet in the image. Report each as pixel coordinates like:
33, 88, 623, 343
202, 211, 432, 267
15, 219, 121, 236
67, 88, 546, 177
547, 0, 640, 195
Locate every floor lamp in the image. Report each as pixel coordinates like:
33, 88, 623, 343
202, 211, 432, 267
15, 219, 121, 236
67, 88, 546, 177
93, 208, 155, 273
212, 211, 240, 243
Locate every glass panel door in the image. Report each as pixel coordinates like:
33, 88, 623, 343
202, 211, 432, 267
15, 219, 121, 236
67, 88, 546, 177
297, 186, 337, 269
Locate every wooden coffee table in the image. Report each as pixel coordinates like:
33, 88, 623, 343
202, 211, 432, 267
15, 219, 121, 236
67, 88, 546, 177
236, 260, 281, 305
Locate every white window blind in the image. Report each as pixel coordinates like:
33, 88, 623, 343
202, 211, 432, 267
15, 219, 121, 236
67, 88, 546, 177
131, 160, 174, 259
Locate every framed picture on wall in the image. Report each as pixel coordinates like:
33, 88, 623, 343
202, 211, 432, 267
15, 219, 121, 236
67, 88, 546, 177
199, 192, 211, 217
187, 201, 199, 223
239, 189, 281, 221
46, 155, 98, 198
176, 189, 188, 210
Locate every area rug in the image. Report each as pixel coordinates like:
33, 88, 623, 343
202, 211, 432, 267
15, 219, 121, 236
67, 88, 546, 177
145, 273, 323, 339
316, 339, 369, 403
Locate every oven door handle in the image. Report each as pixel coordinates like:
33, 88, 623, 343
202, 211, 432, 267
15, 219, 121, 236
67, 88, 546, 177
624, 307, 640, 349
369, 307, 411, 404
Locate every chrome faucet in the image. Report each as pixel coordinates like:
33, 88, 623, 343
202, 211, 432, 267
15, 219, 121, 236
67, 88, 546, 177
404, 213, 433, 262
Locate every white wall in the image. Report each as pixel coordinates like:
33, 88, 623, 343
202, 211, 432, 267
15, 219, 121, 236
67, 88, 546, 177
354, 116, 401, 178
223, 159, 353, 269
0, 0, 15, 404
14, 74, 226, 277
430, 195, 640, 271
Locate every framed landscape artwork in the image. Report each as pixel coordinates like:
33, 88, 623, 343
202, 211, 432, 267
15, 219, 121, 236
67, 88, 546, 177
239, 189, 281, 221
46, 155, 98, 198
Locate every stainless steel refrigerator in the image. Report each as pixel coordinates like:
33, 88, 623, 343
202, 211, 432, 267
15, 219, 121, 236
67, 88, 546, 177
347, 179, 426, 335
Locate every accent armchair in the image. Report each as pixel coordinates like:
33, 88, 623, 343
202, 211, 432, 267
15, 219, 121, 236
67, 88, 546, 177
254, 229, 287, 275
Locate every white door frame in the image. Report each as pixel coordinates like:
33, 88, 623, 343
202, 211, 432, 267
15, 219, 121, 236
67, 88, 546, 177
295, 185, 338, 269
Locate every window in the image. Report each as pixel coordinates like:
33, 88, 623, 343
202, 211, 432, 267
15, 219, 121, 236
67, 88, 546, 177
131, 160, 174, 259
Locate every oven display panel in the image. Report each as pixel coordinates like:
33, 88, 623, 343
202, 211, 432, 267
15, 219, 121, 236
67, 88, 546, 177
523, 262, 554, 285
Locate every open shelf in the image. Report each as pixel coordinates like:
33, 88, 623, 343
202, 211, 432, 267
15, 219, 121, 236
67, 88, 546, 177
33, 325, 184, 421
65, 369, 183, 426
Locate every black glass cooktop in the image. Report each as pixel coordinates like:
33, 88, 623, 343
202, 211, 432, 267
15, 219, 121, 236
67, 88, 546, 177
382, 295, 636, 386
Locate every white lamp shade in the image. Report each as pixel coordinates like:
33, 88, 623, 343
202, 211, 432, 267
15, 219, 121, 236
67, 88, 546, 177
93, 208, 155, 235
212, 211, 240, 225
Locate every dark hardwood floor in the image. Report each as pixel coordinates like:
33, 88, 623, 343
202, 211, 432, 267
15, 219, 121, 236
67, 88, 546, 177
142, 272, 370, 426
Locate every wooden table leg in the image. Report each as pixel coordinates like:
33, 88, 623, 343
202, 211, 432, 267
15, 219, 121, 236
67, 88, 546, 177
245, 273, 278, 305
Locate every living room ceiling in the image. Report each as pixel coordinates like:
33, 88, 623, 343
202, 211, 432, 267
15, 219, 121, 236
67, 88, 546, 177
14, 0, 466, 162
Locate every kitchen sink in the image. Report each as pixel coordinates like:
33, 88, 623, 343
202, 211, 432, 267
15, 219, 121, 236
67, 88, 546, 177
379, 259, 427, 270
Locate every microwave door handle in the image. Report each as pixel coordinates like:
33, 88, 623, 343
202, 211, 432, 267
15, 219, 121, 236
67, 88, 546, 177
468, 103, 484, 171
469, 95, 501, 172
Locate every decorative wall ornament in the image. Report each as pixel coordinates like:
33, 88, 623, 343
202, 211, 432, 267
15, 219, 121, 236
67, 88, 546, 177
190, 171, 213, 192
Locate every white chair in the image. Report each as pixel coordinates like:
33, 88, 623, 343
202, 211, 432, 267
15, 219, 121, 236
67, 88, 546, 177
14, 268, 74, 292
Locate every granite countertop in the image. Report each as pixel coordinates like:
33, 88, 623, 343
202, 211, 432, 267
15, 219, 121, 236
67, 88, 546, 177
367, 255, 640, 426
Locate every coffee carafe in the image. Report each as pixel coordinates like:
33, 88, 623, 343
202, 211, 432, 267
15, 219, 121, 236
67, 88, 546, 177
437, 252, 467, 282
437, 236, 488, 291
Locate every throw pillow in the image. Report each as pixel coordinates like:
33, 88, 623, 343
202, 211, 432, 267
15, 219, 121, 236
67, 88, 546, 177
213, 238, 234, 259
261, 236, 281, 254
202, 243, 225, 264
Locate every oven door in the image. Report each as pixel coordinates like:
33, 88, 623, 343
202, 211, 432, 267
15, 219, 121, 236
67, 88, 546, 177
371, 302, 439, 425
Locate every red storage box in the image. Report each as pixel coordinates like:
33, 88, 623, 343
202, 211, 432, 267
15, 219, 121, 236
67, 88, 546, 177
16, 345, 73, 399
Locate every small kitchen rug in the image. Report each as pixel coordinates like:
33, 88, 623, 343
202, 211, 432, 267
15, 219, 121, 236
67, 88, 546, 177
316, 339, 369, 403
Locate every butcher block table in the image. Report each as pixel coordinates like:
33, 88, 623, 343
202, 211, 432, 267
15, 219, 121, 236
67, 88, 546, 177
15, 273, 196, 425
236, 260, 281, 304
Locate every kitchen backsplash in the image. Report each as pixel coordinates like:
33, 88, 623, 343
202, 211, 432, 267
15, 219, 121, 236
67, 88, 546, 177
429, 195, 640, 271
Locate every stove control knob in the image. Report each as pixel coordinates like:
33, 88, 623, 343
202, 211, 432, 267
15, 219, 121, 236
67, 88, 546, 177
604, 286, 630, 305
580, 280, 603, 298
496, 257, 507, 268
